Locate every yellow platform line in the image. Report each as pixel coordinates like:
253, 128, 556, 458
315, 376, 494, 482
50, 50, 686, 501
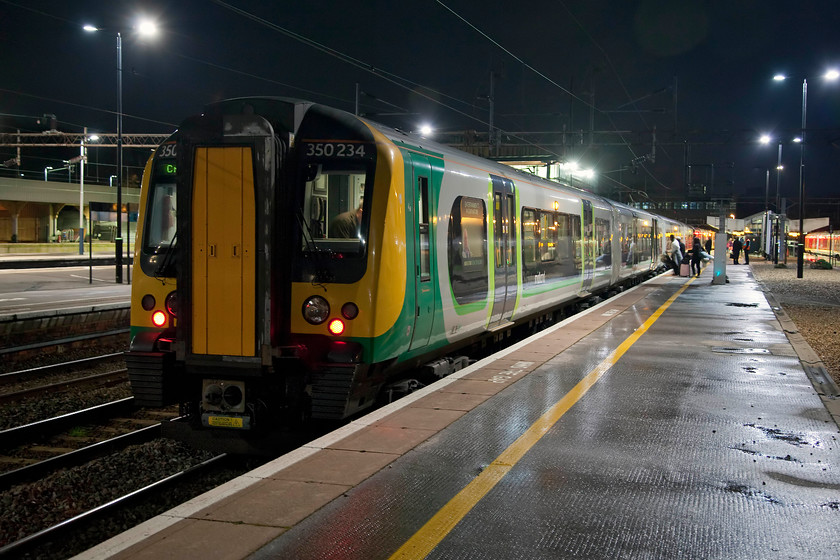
388, 276, 696, 560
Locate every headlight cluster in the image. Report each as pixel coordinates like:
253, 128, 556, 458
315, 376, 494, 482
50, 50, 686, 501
303, 295, 358, 336
141, 291, 177, 328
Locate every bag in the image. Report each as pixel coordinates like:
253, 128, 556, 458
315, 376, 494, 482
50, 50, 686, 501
680, 263, 690, 277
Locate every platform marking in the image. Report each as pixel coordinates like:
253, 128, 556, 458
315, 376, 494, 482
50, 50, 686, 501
388, 277, 696, 560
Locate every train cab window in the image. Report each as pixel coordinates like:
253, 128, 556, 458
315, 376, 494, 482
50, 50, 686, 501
294, 133, 376, 284
145, 182, 177, 251
300, 162, 371, 253
448, 196, 488, 305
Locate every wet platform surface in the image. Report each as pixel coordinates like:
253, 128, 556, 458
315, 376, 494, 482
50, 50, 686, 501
80, 264, 840, 560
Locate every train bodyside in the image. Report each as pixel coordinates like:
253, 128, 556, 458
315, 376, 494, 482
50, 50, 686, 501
805, 227, 840, 260
128, 98, 686, 453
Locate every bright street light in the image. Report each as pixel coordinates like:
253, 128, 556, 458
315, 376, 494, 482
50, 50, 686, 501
84, 18, 159, 283
137, 19, 159, 37
772, 68, 840, 278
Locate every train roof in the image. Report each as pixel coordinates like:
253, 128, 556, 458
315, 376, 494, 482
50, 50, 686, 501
181, 97, 687, 230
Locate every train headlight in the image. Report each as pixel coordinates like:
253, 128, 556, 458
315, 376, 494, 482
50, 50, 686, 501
165, 291, 177, 317
152, 310, 167, 327
303, 296, 330, 325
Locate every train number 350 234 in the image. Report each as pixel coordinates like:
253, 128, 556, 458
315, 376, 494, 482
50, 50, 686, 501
305, 142, 366, 158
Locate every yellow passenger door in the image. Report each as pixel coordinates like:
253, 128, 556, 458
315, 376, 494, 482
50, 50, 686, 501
191, 147, 256, 357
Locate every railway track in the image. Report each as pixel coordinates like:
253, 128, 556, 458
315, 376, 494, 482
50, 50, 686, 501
0, 328, 128, 374
0, 398, 180, 474
0, 422, 163, 490
0, 351, 132, 433
0, 368, 128, 405
0, 453, 235, 559
0, 353, 124, 387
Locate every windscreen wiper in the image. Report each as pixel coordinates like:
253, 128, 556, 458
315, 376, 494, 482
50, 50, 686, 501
294, 207, 334, 287
153, 231, 178, 281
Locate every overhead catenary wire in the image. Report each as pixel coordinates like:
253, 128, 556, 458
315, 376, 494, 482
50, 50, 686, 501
436, 0, 672, 190
208, 0, 569, 160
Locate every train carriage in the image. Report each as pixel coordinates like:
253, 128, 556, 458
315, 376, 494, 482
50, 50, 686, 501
127, 98, 686, 453
805, 226, 840, 261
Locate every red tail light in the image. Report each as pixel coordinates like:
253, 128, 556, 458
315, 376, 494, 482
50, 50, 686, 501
152, 311, 167, 327
328, 318, 345, 336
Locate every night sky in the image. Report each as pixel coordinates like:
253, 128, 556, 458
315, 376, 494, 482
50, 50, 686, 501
2, 0, 839, 211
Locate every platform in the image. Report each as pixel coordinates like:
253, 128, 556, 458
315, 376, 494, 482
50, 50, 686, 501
78, 264, 840, 560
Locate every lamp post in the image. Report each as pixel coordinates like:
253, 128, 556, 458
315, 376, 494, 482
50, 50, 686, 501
759, 136, 785, 263
116, 31, 123, 283
773, 70, 840, 278
84, 20, 157, 283
797, 78, 807, 278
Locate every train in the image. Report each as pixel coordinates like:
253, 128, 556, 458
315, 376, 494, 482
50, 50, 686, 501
126, 98, 692, 453
805, 226, 840, 261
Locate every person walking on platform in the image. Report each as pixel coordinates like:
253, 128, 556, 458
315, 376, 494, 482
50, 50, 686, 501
669, 234, 682, 275
705, 238, 712, 255
743, 237, 750, 264
732, 236, 743, 265
691, 236, 703, 276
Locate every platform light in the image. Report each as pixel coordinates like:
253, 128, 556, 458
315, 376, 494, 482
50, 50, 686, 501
772, 68, 839, 278
85, 17, 160, 284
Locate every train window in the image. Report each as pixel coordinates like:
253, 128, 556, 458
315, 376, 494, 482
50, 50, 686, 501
520, 208, 580, 284
521, 209, 538, 268
595, 217, 611, 269
539, 212, 556, 262
145, 182, 177, 250
506, 194, 516, 268
493, 193, 503, 269
558, 212, 582, 277
418, 177, 431, 282
634, 217, 651, 263
299, 161, 370, 254
448, 196, 488, 305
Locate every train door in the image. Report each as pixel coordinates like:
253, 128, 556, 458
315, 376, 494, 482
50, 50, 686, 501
191, 146, 256, 357
653, 220, 661, 262
408, 153, 435, 350
488, 175, 517, 328
581, 199, 595, 293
